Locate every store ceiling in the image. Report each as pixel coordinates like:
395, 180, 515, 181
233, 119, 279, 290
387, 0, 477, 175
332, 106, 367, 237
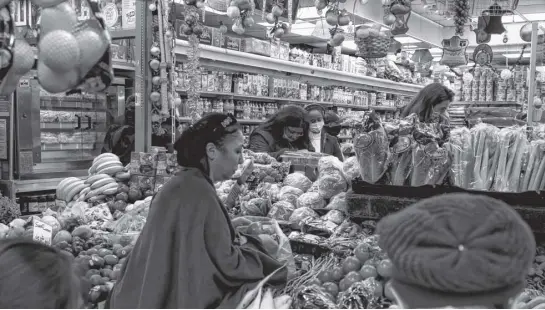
199, 0, 545, 65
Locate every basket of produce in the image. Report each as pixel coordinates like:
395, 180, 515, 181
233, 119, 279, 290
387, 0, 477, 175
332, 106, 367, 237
355, 25, 391, 59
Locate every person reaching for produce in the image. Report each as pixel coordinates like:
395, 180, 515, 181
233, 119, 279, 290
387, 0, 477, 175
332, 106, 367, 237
107, 113, 287, 309
400, 82, 454, 124
0, 238, 83, 308
248, 105, 312, 159
305, 104, 343, 161
377, 193, 536, 309
101, 95, 136, 166
324, 110, 342, 137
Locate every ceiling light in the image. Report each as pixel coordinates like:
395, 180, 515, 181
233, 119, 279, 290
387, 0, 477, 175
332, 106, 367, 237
403, 45, 419, 49
394, 36, 421, 44
502, 53, 531, 59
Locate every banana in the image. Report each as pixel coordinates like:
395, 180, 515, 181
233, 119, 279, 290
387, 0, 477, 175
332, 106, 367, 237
57, 177, 78, 199
95, 160, 122, 173
97, 166, 124, 176
90, 157, 121, 173
65, 183, 89, 202
87, 195, 106, 203
115, 171, 131, 181
93, 153, 119, 164
79, 187, 91, 197
103, 187, 118, 195
87, 182, 118, 198
91, 177, 116, 190
62, 180, 85, 202
85, 174, 110, 185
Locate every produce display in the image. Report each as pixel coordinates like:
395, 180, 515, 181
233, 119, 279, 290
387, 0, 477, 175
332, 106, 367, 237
2, 145, 545, 308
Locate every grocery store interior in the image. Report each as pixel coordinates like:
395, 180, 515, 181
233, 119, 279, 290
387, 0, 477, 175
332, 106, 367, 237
1, 0, 545, 307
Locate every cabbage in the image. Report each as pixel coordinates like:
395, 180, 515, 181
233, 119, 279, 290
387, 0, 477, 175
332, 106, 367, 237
297, 192, 326, 209
318, 155, 344, 177
317, 174, 347, 199
241, 198, 270, 216
283, 172, 312, 192
278, 186, 304, 206
268, 201, 295, 221
322, 210, 345, 225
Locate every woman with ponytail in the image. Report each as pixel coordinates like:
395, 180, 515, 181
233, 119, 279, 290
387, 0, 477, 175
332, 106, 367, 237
107, 113, 287, 309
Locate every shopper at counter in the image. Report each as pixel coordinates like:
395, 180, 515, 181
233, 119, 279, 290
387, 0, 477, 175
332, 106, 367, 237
101, 95, 136, 165
107, 113, 287, 309
0, 238, 83, 308
305, 104, 343, 161
400, 82, 454, 124
248, 105, 312, 159
151, 117, 181, 152
377, 193, 536, 309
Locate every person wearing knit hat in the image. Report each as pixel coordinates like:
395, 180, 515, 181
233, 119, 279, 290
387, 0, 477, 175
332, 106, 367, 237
376, 193, 536, 309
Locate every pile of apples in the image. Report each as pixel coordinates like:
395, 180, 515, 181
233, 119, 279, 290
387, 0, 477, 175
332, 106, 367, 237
355, 25, 391, 41
226, 0, 256, 35
307, 242, 395, 302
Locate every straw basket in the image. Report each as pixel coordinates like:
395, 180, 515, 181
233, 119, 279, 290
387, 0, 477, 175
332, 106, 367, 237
355, 35, 391, 59
207, 0, 229, 12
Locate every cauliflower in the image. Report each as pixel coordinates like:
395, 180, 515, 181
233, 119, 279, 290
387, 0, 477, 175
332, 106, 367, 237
317, 173, 347, 200
283, 172, 312, 192
297, 192, 326, 209
268, 201, 295, 221
289, 207, 319, 229
342, 156, 360, 181
278, 186, 304, 206
326, 192, 348, 212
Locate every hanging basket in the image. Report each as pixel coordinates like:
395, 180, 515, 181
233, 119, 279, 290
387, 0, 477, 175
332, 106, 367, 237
207, 0, 229, 12
355, 35, 391, 59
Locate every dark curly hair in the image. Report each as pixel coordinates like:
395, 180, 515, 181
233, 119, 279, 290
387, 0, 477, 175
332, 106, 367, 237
259, 105, 310, 148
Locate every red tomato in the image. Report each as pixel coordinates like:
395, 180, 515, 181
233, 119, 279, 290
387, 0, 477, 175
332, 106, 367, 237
331, 267, 344, 282
307, 278, 321, 286
377, 259, 393, 278
322, 282, 339, 296
342, 256, 362, 274
359, 265, 378, 279
317, 270, 334, 283
384, 281, 395, 300
339, 278, 352, 291
344, 271, 363, 283
354, 243, 371, 263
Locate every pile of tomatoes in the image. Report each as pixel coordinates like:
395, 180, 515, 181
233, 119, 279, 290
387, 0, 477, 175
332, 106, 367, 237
306, 242, 396, 302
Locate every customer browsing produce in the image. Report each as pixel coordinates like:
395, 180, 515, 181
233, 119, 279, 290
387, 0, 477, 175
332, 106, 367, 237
107, 113, 287, 309
323, 110, 342, 137
305, 104, 343, 161
248, 105, 312, 159
377, 193, 536, 309
400, 82, 454, 124
101, 96, 136, 166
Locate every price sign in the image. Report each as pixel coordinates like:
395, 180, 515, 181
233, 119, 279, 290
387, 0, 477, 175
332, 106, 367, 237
33, 219, 53, 246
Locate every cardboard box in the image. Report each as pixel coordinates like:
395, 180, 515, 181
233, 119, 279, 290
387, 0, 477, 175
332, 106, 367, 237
241, 38, 271, 57
224, 36, 241, 51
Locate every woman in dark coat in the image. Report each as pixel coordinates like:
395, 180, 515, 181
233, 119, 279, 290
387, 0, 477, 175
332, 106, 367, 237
305, 104, 343, 161
400, 82, 454, 124
107, 113, 287, 308
248, 105, 312, 159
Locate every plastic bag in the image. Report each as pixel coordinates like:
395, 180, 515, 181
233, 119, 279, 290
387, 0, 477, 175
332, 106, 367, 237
469, 123, 500, 190
268, 201, 295, 221
521, 140, 545, 192
241, 198, 270, 216
444, 127, 472, 189
389, 116, 417, 186
317, 173, 347, 200
297, 192, 326, 209
111, 199, 150, 234
283, 172, 312, 192
270, 219, 296, 279
410, 122, 451, 187
318, 156, 345, 178
493, 126, 528, 192
342, 156, 360, 182
278, 186, 303, 206
353, 113, 391, 184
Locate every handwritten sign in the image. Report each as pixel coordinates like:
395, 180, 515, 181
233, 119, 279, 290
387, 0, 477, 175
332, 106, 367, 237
33, 219, 53, 246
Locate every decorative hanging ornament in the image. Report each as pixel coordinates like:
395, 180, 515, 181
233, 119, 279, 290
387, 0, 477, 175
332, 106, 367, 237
149, 59, 160, 70
462, 72, 474, 83
381, 0, 391, 6
150, 45, 161, 57
150, 92, 161, 102
359, 0, 368, 4
149, 3, 157, 11
500, 69, 512, 80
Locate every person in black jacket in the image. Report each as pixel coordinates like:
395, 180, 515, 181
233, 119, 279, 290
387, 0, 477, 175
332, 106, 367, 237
101, 96, 135, 165
305, 104, 343, 161
248, 105, 312, 159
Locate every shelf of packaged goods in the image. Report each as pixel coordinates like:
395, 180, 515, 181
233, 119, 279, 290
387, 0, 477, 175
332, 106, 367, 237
369, 106, 398, 112
179, 117, 264, 124
174, 40, 423, 96
177, 90, 370, 110
112, 61, 135, 71
109, 29, 136, 39
41, 143, 96, 151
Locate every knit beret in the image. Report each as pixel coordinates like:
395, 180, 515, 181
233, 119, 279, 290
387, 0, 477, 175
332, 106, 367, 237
376, 193, 536, 308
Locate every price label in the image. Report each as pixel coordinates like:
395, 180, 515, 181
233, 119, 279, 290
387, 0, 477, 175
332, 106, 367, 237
33, 219, 53, 246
